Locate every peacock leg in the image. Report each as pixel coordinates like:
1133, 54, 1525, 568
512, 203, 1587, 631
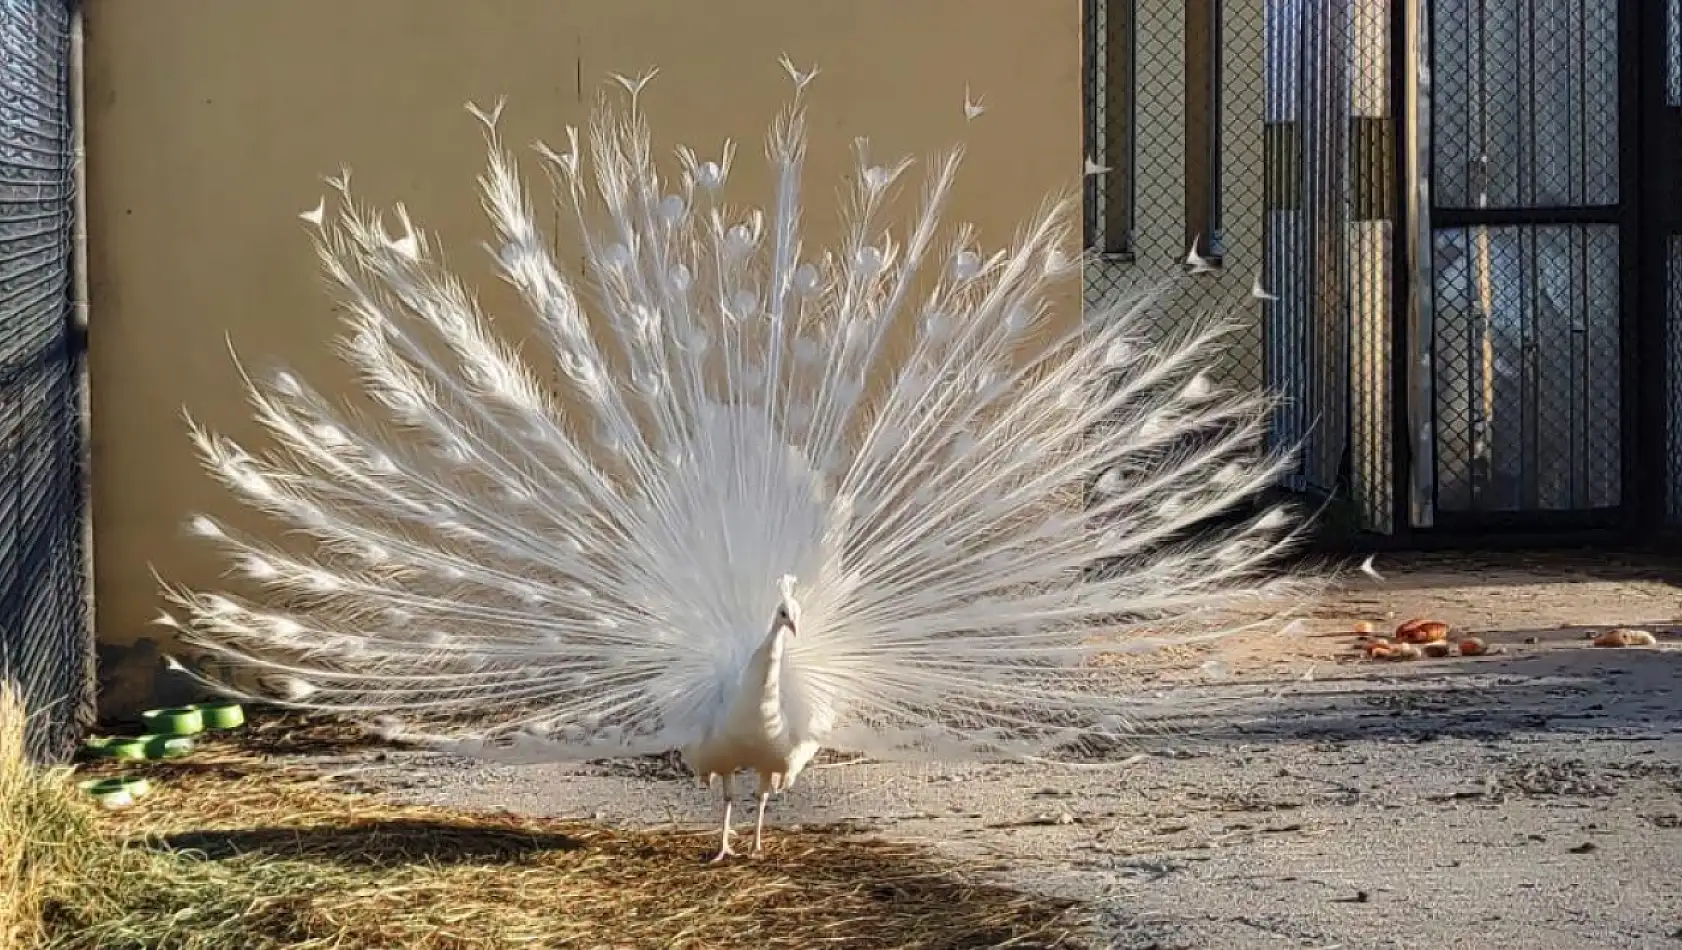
751, 793, 772, 853
751, 773, 777, 854
705, 773, 737, 863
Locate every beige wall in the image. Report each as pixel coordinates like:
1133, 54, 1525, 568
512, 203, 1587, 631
81, 0, 1083, 714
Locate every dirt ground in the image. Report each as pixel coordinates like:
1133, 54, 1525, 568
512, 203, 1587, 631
333, 551, 1682, 949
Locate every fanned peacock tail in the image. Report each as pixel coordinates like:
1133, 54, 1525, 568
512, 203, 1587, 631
158, 60, 1314, 767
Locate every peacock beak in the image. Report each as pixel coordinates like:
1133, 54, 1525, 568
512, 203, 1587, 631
777, 614, 798, 637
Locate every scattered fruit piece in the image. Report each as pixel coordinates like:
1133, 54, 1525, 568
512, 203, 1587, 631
1365, 641, 1394, 659
1459, 637, 1488, 656
1394, 620, 1450, 644
1389, 642, 1422, 660
1352, 620, 1375, 635
1593, 628, 1656, 648
1422, 641, 1453, 658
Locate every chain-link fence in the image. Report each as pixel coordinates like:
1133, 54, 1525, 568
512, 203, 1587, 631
0, 0, 90, 763
1083, 0, 1396, 534
1428, 0, 1622, 518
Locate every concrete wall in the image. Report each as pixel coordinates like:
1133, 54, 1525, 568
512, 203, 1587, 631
80, 0, 1083, 715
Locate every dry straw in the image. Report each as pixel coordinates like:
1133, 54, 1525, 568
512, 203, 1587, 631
5, 705, 1088, 949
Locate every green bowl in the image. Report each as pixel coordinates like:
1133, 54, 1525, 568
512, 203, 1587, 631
87, 737, 149, 761
141, 734, 196, 759
78, 776, 151, 808
191, 702, 246, 730
81, 735, 115, 756
140, 706, 204, 736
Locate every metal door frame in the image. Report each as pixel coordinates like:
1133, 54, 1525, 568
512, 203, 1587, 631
1638, 0, 1682, 540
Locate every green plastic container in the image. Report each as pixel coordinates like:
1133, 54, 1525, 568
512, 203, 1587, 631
192, 701, 246, 730
141, 734, 196, 759
78, 776, 150, 808
140, 706, 204, 736
82, 735, 115, 757
86, 737, 149, 761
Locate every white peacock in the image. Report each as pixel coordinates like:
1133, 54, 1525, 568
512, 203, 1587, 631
159, 59, 1309, 863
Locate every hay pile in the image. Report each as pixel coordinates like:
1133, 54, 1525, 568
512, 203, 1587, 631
0, 685, 109, 948
6, 698, 1088, 949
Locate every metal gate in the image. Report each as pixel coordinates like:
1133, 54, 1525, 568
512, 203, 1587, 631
1085, 0, 1682, 541
0, 0, 90, 762
1262, 0, 1396, 533
1082, 0, 1398, 536
1421, 0, 1627, 528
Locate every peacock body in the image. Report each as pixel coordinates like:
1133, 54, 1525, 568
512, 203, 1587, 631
161, 62, 1309, 860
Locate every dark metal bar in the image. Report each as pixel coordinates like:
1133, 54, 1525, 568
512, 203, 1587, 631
1183, 0, 1219, 257
1390, 0, 1417, 537
1634, 0, 1673, 538
1619, 0, 1649, 536
1429, 205, 1622, 228
1428, 507, 1624, 534
1105, 0, 1136, 253
1082, 0, 1136, 255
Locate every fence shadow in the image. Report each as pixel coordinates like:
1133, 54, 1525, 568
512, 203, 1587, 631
1314, 548, 1682, 594
151, 817, 585, 868
1162, 639, 1682, 750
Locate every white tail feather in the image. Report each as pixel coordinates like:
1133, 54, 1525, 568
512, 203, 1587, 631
162, 67, 1312, 769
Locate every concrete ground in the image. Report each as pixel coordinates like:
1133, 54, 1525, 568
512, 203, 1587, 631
336, 551, 1682, 949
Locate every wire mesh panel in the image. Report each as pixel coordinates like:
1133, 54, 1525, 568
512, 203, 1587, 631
1664, 0, 1682, 525
1432, 226, 1620, 512
1342, 0, 1394, 534
1084, 0, 1397, 534
0, 0, 89, 762
1432, 1, 1619, 212
1262, 0, 1394, 530
1083, 0, 1268, 388
1427, 0, 1623, 517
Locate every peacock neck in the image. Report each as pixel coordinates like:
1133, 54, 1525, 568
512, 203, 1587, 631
743, 625, 788, 719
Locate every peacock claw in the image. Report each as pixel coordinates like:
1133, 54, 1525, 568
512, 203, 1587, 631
704, 846, 737, 864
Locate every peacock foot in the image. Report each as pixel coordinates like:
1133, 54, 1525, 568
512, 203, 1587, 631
704, 845, 738, 864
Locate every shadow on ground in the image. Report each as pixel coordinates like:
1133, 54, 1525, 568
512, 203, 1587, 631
1182, 640, 1682, 749
153, 817, 585, 867
82, 764, 1094, 949
1320, 547, 1682, 593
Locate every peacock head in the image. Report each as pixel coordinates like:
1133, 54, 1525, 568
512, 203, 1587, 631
772, 574, 801, 638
